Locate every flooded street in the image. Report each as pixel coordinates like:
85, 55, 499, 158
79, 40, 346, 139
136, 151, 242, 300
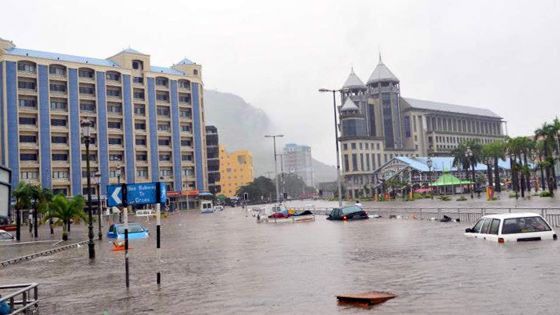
2, 204, 560, 314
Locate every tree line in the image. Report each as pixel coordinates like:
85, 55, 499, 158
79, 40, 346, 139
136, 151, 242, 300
451, 117, 559, 197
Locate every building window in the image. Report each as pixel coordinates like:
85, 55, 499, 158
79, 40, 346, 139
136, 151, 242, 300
344, 154, 349, 172
21, 170, 39, 179
51, 118, 67, 127
158, 137, 171, 146
135, 136, 147, 146
136, 168, 148, 178
352, 154, 358, 171
107, 103, 122, 113
181, 154, 192, 161
18, 79, 36, 90
404, 116, 411, 137
181, 124, 191, 132
193, 69, 199, 76
51, 136, 68, 144
50, 81, 67, 93
133, 89, 145, 100
133, 76, 144, 84
159, 154, 171, 161
134, 122, 146, 131
18, 61, 36, 73
107, 88, 121, 97
180, 139, 191, 146
106, 72, 121, 81
156, 92, 169, 102
52, 153, 68, 161
80, 101, 96, 112
157, 106, 170, 117
109, 153, 123, 161
49, 65, 66, 76
19, 135, 37, 143
78, 68, 95, 78
160, 168, 172, 177
20, 153, 38, 161
136, 153, 148, 161
79, 84, 95, 95
108, 137, 123, 145
178, 80, 190, 89
107, 121, 122, 129
134, 104, 145, 115
52, 170, 69, 179
18, 116, 36, 127
351, 143, 356, 150
132, 60, 143, 70
50, 99, 67, 111
19, 97, 37, 108
178, 94, 191, 103
179, 109, 191, 118
156, 77, 169, 87
157, 123, 170, 132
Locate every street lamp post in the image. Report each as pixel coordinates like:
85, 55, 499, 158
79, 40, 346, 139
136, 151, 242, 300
81, 120, 95, 259
427, 156, 433, 199
95, 173, 102, 240
265, 134, 284, 204
319, 88, 343, 207
465, 147, 474, 199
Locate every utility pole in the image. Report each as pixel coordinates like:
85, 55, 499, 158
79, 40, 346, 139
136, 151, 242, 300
265, 134, 284, 204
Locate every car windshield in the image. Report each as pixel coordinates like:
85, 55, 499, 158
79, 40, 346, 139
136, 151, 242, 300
341, 206, 363, 215
502, 217, 552, 234
117, 224, 145, 234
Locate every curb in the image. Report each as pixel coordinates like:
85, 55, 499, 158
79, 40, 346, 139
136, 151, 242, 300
0, 240, 89, 268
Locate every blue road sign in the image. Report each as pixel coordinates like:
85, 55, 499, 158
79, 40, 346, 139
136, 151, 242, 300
107, 184, 123, 207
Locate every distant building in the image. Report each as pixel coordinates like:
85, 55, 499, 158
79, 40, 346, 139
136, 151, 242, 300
0, 38, 207, 197
282, 143, 314, 187
205, 126, 220, 195
338, 55, 506, 198
218, 145, 253, 197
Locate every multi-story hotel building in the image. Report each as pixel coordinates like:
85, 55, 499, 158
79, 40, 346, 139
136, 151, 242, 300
0, 38, 207, 197
282, 143, 314, 187
218, 145, 253, 198
339, 55, 505, 198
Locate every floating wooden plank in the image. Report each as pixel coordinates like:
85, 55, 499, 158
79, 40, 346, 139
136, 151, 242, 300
336, 291, 397, 305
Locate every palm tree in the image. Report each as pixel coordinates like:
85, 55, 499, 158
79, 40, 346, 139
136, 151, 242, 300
43, 194, 87, 241
481, 143, 494, 190
37, 188, 54, 234
13, 182, 33, 240
451, 143, 469, 179
485, 141, 506, 192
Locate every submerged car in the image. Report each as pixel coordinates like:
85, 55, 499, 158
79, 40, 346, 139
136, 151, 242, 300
327, 205, 369, 221
0, 229, 14, 241
464, 213, 557, 243
107, 223, 149, 240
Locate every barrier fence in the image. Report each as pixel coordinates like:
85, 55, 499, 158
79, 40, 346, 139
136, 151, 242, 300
0, 283, 39, 314
291, 206, 560, 226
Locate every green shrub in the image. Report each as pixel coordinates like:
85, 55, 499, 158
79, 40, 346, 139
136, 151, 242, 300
540, 191, 553, 198
439, 195, 451, 201
456, 196, 467, 201
508, 193, 517, 198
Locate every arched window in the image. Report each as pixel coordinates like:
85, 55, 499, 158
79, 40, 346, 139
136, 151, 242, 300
106, 71, 121, 82
49, 64, 67, 76
78, 68, 95, 79
17, 61, 37, 73
178, 79, 191, 89
155, 76, 168, 87
132, 60, 144, 70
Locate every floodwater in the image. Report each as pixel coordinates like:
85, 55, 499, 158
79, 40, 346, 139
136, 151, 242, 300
2, 203, 560, 314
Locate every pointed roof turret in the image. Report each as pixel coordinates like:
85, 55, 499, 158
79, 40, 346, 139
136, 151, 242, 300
367, 53, 399, 84
176, 57, 195, 65
341, 67, 366, 90
340, 98, 360, 112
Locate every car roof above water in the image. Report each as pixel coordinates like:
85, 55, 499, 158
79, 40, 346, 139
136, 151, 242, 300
481, 212, 542, 220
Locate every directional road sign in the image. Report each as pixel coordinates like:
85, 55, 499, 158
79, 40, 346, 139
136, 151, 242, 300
107, 184, 123, 207
106, 182, 167, 207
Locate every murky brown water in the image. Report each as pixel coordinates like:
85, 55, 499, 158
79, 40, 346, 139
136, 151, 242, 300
2, 203, 560, 314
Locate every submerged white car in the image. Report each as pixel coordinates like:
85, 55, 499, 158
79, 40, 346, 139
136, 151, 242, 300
464, 213, 557, 243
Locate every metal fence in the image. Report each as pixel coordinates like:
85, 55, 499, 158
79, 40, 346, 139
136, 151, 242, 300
293, 206, 560, 227
0, 283, 39, 314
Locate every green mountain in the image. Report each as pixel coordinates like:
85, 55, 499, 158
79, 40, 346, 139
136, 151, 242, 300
204, 89, 336, 184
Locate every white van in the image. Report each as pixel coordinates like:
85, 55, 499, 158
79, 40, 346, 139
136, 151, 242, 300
464, 212, 557, 243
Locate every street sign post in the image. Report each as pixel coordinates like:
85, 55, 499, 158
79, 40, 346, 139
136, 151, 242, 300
105, 181, 167, 288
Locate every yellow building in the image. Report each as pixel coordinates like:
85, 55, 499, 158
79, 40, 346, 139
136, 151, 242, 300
218, 145, 253, 197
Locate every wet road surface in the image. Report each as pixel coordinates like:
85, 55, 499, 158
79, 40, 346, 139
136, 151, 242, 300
1, 204, 560, 314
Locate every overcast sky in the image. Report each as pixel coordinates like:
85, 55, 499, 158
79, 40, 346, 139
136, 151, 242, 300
3, 0, 560, 165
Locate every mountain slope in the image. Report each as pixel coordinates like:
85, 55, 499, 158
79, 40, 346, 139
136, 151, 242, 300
204, 89, 336, 183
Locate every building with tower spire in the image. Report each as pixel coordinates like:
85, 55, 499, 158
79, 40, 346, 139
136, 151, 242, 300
338, 54, 505, 198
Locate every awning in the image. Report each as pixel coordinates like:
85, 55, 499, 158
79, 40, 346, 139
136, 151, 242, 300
167, 190, 199, 198
429, 173, 472, 187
